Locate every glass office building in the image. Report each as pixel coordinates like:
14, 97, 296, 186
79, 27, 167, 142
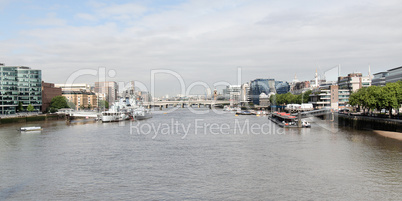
250, 79, 276, 105
0, 65, 42, 114
275, 81, 290, 94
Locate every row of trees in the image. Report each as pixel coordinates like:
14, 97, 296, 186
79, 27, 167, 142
45, 96, 109, 113
270, 90, 312, 105
14, 95, 110, 114
349, 81, 402, 118
16, 102, 36, 112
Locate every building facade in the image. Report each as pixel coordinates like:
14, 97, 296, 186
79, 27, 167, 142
275, 81, 290, 94
41, 81, 62, 112
240, 83, 250, 105
0, 64, 42, 114
95, 81, 118, 104
62, 91, 98, 110
224, 85, 241, 106
372, 66, 402, 86
372, 72, 388, 86
338, 73, 364, 92
385, 66, 402, 84
55, 83, 91, 92
310, 85, 349, 110
250, 79, 276, 105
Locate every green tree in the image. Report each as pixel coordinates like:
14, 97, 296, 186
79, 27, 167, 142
87, 104, 92, 109
50, 96, 69, 111
302, 90, 312, 103
27, 104, 34, 112
397, 81, 402, 105
378, 83, 399, 118
99, 100, 109, 109
67, 101, 76, 110
80, 105, 85, 110
17, 101, 24, 112
50, 107, 57, 113
270, 94, 277, 106
365, 86, 381, 113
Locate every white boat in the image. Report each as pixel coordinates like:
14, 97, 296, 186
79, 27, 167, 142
101, 111, 130, 122
20, 126, 42, 131
101, 99, 131, 122
223, 105, 240, 112
302, 121, 311, 128
134, 106, 152, 120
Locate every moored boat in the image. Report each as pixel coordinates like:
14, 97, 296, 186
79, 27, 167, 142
134, 106, 152, 120
19, 126, 42, 131
268, 112, 311, 128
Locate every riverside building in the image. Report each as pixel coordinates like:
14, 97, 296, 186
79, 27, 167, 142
0, 64, 42, 114
372, 66, 402, 86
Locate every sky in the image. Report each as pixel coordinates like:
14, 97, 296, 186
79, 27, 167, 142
1, 0, 402, 96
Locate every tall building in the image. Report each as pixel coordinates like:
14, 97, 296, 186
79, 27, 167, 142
41, 81, 62, 112
94, 81, 118, 104
240, 83, 250, 104
0, 64, 42, 114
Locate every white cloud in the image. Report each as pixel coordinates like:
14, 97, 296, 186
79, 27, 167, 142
75, 13, 98, 21
3, 0, 402, 96
29, 12, 66, 26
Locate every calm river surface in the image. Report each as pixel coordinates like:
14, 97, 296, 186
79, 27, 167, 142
0, 108, 401, 200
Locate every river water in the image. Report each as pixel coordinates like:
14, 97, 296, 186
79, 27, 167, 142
0, 108, 401, 200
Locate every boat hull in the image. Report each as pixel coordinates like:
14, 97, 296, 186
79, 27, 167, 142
20, 127, 42, 131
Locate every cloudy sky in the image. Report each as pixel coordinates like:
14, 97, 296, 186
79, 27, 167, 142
1, 0, 401, 96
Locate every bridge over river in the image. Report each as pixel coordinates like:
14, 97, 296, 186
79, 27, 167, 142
142, 100, 230, 109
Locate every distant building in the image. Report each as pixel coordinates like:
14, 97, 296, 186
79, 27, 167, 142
136, 91, 152, 102
41, 81, 62, 112
62, 91, 98, 110
0, 64, 42, 114
55, 83, 91, 92
310, 69, 372, 110
310, 85, 349, 110
250, 79, 276, 105
258, 93, 270, 107
224, 85, 241, 106
372, 66, 402, 86
291, 81, 311, 95
372, 72, 388, 86
385, 66, 402, 84
94, 81, 118, 104
120, 81, 135, 98
240, 83, 250, 105
213, 89, 218, 101
275, 81, 290, 94
337, 72, 371, 92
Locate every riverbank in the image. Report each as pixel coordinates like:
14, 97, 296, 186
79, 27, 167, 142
336, 113, 402, 133
373, 130, 402, 141
0, 114, 63, 124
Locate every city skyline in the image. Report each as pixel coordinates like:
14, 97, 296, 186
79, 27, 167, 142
1, 0, 402, 96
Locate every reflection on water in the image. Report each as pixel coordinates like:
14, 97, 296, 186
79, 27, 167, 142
0, 108, 401, 200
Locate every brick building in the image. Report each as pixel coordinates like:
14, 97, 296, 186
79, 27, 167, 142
41, 81, 62, 112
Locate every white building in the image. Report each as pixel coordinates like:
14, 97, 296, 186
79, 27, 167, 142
55, 83, 91, 92
225, 85, 241, 107
240, 83, 250, 104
